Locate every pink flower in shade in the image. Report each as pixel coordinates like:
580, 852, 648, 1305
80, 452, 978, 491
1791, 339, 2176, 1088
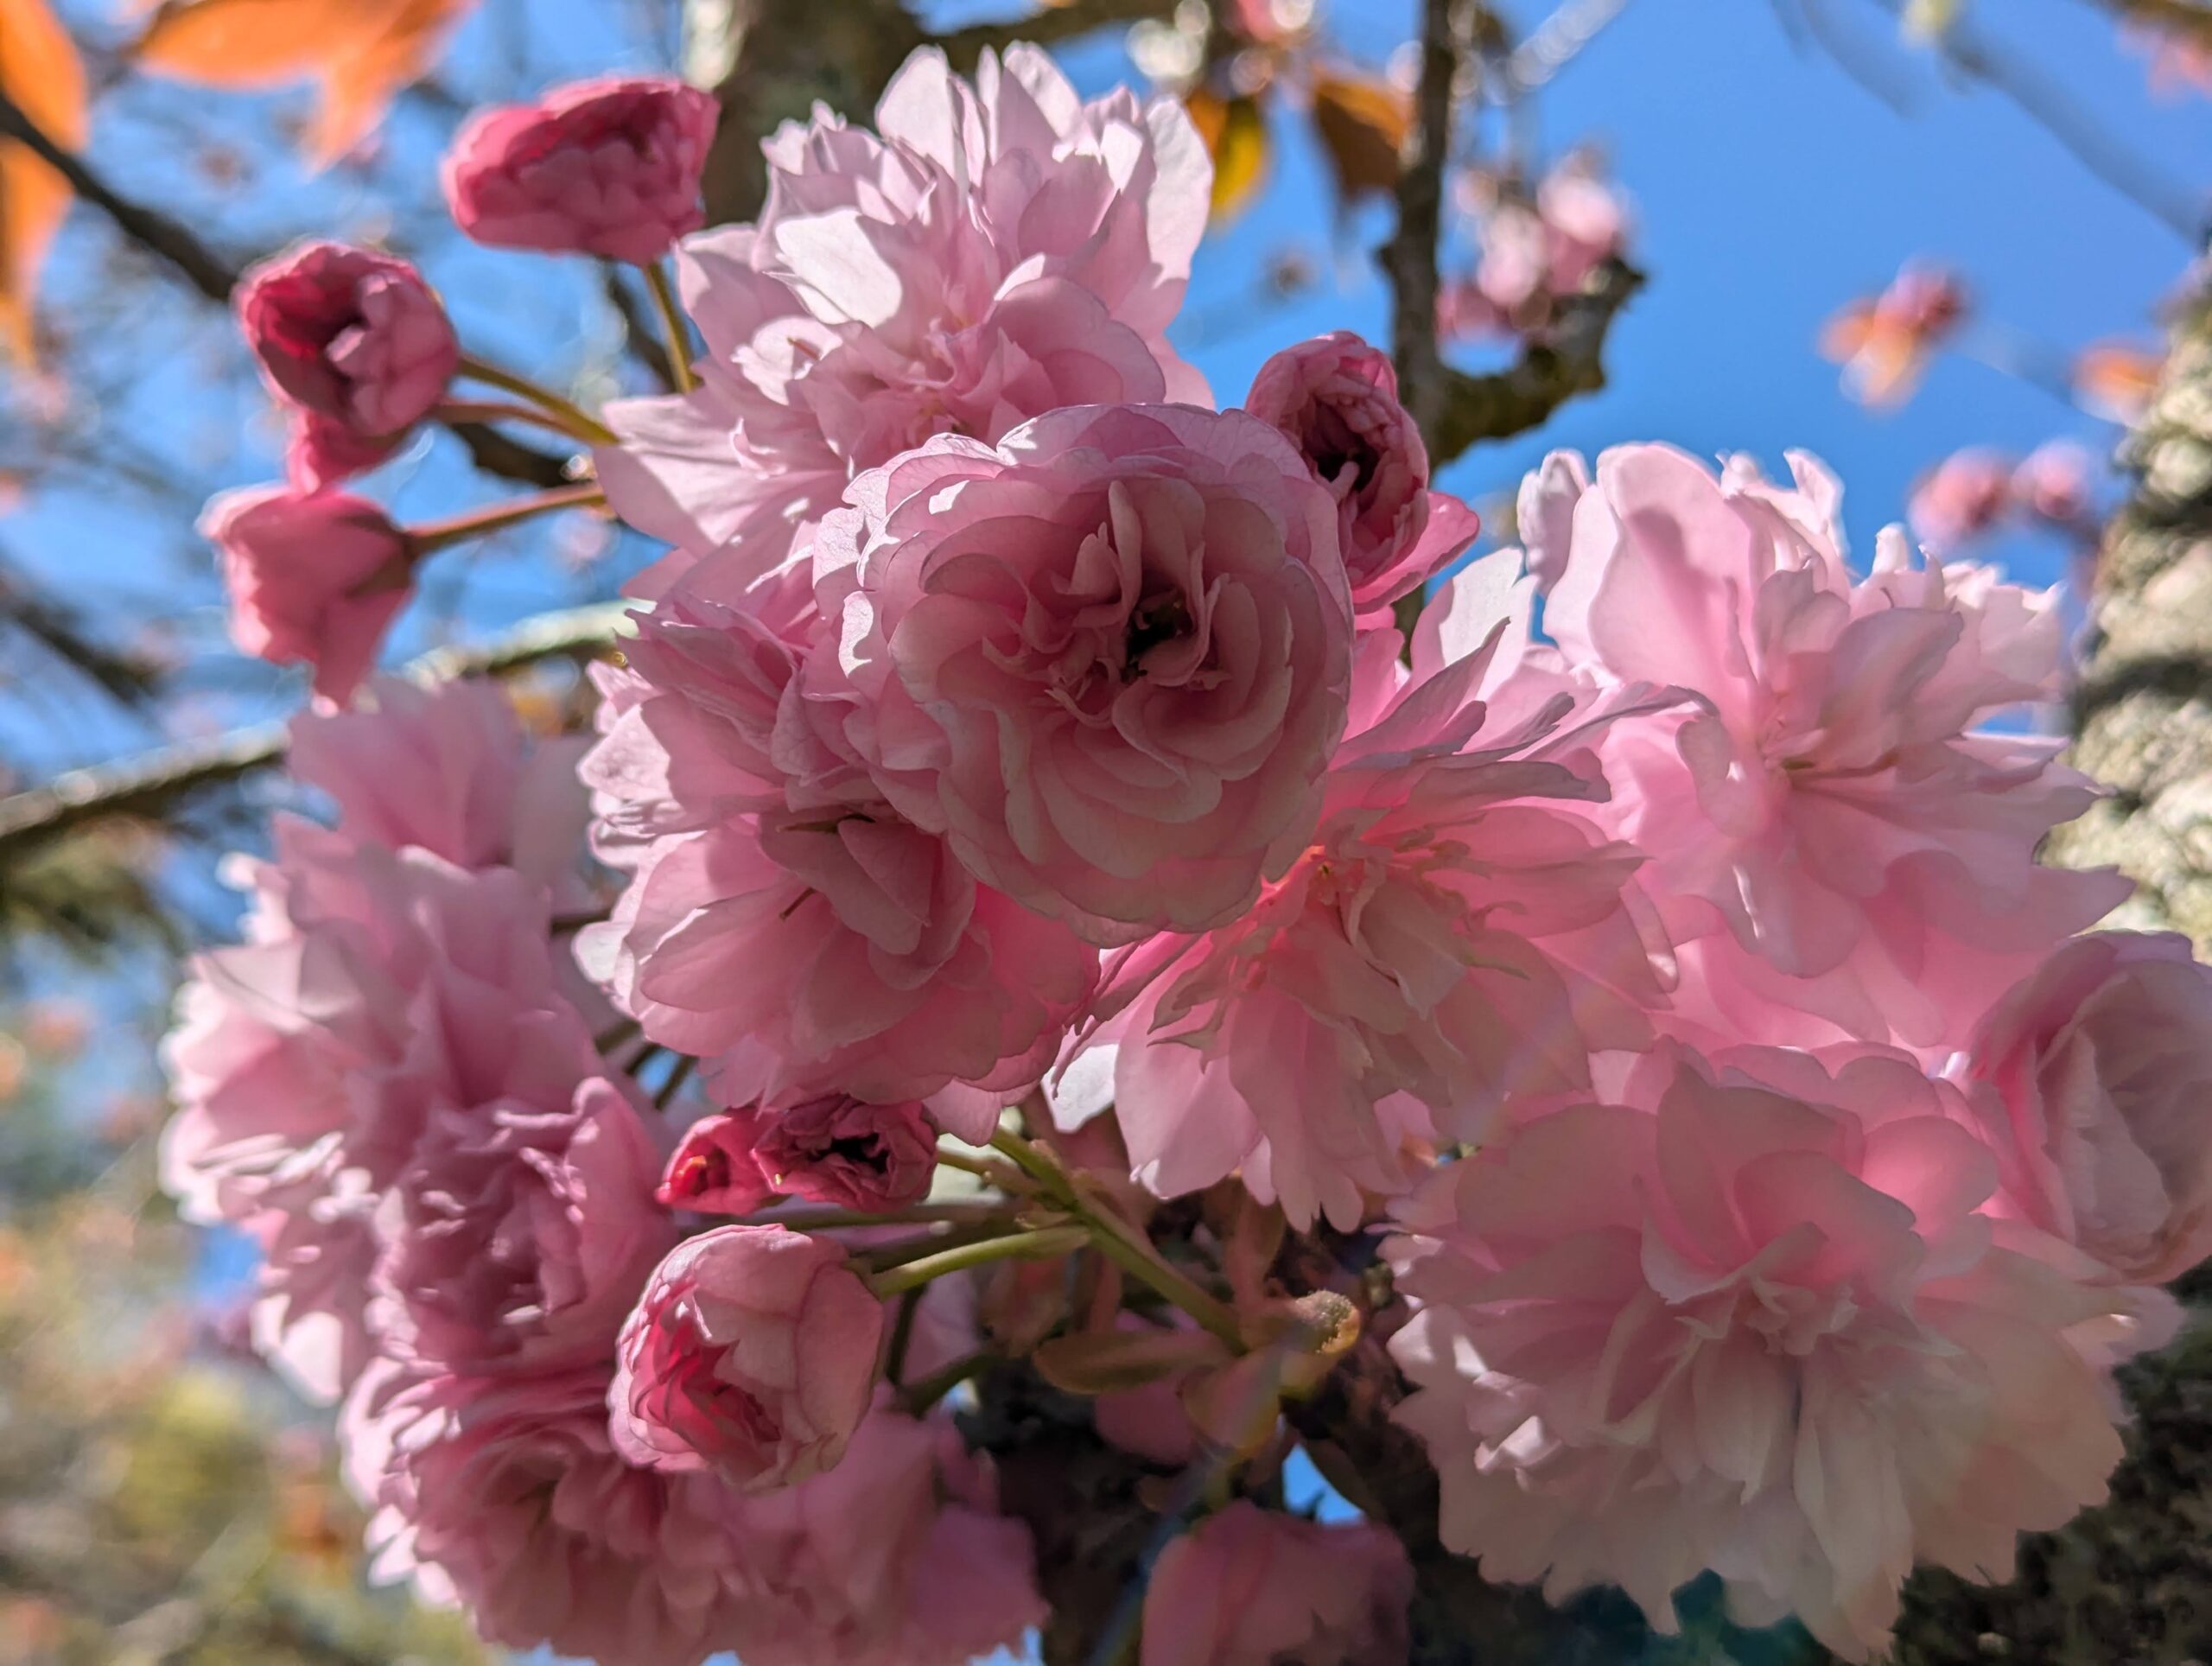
813, 404, 1356, 945
1075, 554, 1666, 1229
442, 75, 720, 265
1536, 443, 2128, 1047
592, 44, 1210, 601
1386, 1043, 2165, 1659
1140, 1502, 1413, 1666
1958, 932, 2212, 1286
287, 676, 591, 900
718, 1404, 1047, 1666
608, 1225, 884, 1491
1905, 447, 2014, 552
1243, 331, 1482, 617
371, 1076, 676, 1373
658, 1097, 938, 1214
236, 240, 458, 479
203, 486, 415, 704
162, 838, 608, 1402
2012, 439, 2099, 531
345, 1363, 752, 1666
1819, 260, 1968, 408
576, 594, 1096, 1126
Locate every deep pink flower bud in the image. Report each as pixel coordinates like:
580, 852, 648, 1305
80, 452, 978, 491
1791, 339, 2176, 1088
237, 241, 458, 453
609, 1225, 884, 1491
442, 75, 720, 265
200, 485, 415, 703
658, 1110, 779, 1218
1244, 331, 1479, 617
752, 1096, 937, 1211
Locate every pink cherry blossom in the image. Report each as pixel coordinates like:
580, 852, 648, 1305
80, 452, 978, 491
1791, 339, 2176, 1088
593, 44, 1210, 600
1439, 154, 1628, 340
2012, 439, 2099, 530
1141, 1501, 1413, 1666
1538, 443, 2127, 1046
609, 1224, 885, 1490
812, 403, 1355, 944
442, 75, 720, 265
1074, 555, 1664, 1228
1820, 260, 1968, 407
202, 486, 415, 703
346, 1363, 752, 1665
372, 1076, 675, 1372
1959, 932, 2212, 1285
236, 240, 458, 482
163, 832, 608, 1401
1243, 331, 1482, 617
1387, 1042, 2158, 1658
576, 593, 1096, 1121
717, 1403, 1048, 1666
287, 675, 591, 896
1906, 447, 2014, 552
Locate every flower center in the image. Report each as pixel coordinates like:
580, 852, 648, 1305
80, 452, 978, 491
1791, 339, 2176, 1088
1122, 590, 1195, 680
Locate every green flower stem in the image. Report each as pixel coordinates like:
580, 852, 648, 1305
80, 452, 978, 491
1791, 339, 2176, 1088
409, 484, 607, 558
454, 354, 619, 445
897, 1347, 995, 1414
643, 262, 700, 393
868, 1224, 1090, 1298
988, 1129, 1245, 1349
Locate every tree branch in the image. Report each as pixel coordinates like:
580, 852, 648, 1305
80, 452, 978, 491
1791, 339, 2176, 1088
937, 0, 1181, 68
0, 86, 574, 489
0, 601, 631, 868
1428, 257, 1644, 467
1383, 0, 1462, 448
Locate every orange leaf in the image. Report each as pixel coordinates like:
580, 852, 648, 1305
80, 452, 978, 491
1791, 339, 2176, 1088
0, 0, 87, 366
133, 0, 474, 165
1309, 67, 1408, 205
1185, 89, 1270, 222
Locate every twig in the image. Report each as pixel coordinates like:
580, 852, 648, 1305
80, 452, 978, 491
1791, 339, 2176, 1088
937, 0, 1182, 67
601, 263, 680, 391
0, 601, 632, 864
1429, 258, 1644, 467
0, 86, 574, 488
1382, 0, 1463, 447
1862, 0, 2204, 241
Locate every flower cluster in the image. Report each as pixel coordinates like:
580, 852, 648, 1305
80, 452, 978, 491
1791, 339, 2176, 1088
166, 38, 2212, 1666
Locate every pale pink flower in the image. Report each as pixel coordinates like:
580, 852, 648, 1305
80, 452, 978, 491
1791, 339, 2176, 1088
2012, 440, 2099, 530
813, 403, 1355, 944
287, 675, 591, 897
1960, 932, 2212, 1285
442, 75, 720, 265
577, 595, 1096, 1122
372, 1076, 675, 1372
236, 240, 457, 481
718, 1403, 1047, 1666
1141, 1501, 1413, 1666
1906, 448, 2014, 552
593, 44, 1210, 599
1077, 554, 1663, 1228
202, 486, 414, 703
1387, 1042, 2155, 1658
1539, 443, 2126, 1046
1243, 331, 1482, 616
345, 1363, 751, 1665
609, 1224, 884, 1490
1439, 155, 1628, 340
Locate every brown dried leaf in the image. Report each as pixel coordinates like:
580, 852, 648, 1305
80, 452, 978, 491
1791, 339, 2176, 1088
1309, 67, 1408, 206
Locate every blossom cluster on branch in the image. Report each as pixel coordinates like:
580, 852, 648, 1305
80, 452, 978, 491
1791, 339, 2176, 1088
161, 40, 2212, 1666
